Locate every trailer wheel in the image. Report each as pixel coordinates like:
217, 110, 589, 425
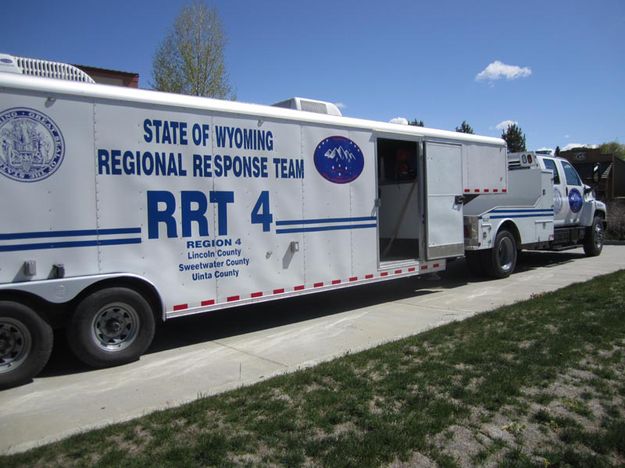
465, 251, 485, 277
583, 216, 604, 257
0, 301, 53, 390
483, 229, 517, 279
67, 288, 155, 368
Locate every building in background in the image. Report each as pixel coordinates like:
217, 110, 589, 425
74, 64, 139, 88
560, 148, 625, 200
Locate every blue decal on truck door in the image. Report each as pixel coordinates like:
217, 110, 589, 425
568, 188, 583, 213
314, 136, 364, 184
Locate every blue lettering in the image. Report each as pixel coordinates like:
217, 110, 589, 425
192, 123, 210, 146
210, 191, 234, 236
181, 191, 209, 237
143, 119, 153, 143
147, 191, 177, 239
111, 150, 122, 175
97, 149, 110, 174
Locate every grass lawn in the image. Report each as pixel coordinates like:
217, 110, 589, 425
3, 270, 625, 467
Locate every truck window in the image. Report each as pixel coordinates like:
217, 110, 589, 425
561, 161, 582, 186
543, 158, 560, 185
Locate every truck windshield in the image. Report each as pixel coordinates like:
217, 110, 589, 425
562, 161, 582, 186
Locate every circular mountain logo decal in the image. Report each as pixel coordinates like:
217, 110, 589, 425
0, 107, 65, 182
568, 188, 583, 213
313, 136, 364, 184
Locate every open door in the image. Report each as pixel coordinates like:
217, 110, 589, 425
425, 142, 464, 259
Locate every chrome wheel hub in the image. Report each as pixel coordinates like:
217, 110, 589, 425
91, 303, 139, 351
0, 318, 32, 373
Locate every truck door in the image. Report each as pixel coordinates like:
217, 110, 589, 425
424, 142, 464, 259
544, 157, 584, 227
559, 159, 585, 225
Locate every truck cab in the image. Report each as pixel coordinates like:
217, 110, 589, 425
537, 154, 606, 249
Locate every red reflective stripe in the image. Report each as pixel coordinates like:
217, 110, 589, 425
408, 267, 416, 272
273, 288, 285, 294
365, 274, 374, 279
433, 263, 440, 268
349, 276, 358, 282
502, 188, 507, 192
227, 295, 239, 302
394, 269, 402, 274
294, 285, 305, 291
420, 265, 428, 270
474, 189, 480, 193
464, 188, 470, 193
484, 189, 490, 193
493, 189, 499, 193
380, 271, 389, 277
332, 279, 341, 285
201, 299, 215, 306
173, 304, 188, 311
314, 282, 324, 288
251, 292, 263, 298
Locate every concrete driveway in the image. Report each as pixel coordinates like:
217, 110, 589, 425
1, 246, 624, 454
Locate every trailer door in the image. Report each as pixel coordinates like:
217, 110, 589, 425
424, 142, 464, 259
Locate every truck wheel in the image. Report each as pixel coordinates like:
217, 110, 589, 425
67, 288, 155, 368
465, 250, 485, 276
482, 229, 517, 279
0, 301, 53, 390
583, 216, 604, 257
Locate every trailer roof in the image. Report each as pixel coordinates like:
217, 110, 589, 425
0, 74, 505, 147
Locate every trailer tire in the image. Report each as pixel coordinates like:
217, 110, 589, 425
583, 216, 604, 257
67, 288, 155, 368
482, 229, 517, 279
465, 251, 486, 277
0, 301, 53, 390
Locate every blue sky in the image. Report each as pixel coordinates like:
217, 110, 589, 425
2, 0, 624, 150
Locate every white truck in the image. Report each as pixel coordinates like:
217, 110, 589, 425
463, 151, 606, 278
0, 55, 605, 388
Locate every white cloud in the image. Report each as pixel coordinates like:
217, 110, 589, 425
495, 120, 518, 131
562, 143, 598, 151
334, 102, 346, 110
389, 117, 408, 125
476, 60, 532, 81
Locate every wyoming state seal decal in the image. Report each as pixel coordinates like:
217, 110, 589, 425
0, 107, 65, 182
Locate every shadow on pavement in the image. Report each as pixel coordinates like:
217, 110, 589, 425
39, 249, 585, 378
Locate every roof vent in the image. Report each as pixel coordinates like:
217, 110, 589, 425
0, 53, 95, 83
272, 97, 342, 117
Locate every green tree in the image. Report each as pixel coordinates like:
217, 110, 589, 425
152, 1, 233, 98
455, 121, 474, 134
409, 119, 424, 127
599, 141, 625, 161
501, 123, 526, 152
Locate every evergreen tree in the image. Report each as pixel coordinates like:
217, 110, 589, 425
408, 119, 424, 127
501, 123, 526, 152
455, 121, 474, 134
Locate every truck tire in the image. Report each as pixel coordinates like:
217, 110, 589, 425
482, 229, 517, 279
0, 301, 53, 390
465, 250, 486, 277
583, 216, 604, 257
67, 287, 155, 368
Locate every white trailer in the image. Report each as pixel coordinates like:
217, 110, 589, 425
0, 55, 603, 389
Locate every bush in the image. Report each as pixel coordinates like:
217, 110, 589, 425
605, 199, 625, 241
